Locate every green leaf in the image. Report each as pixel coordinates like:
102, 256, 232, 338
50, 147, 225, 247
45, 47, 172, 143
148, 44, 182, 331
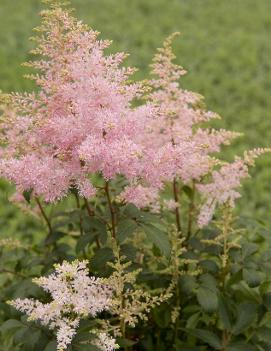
23, 189, 33, 203
199, 259, 219, 273
196, 286, 218, 312
13, 326, 29, 344
91, 247, 114, 271
18, 329, 41, 349
152, 305, 171, 328
242, 243, 258, 258
0, 319, 24, 333
232, 302, 257, 334
226, 342, 257, 351
76, 233, 96, 253
243, 268, 263, 288
44, 231, 65, 245
180, 275, 198, 294
186, 312, 201, 329
123, 204, 142, 220
82, 217, 106, 234
44, 341, 57, 351
263, 292, 271, 310
142, 224, 171, 256
184, 328, 222, 349
200, 273, 218, 291
82, 218, 107, 245
258, 326, 271, 342
117, 219, 137, 242
120, 244, 137, 261
218, 295, 232, 330
116, 338, 137, 347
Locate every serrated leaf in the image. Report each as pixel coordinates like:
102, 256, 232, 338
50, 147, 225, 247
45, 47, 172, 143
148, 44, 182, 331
123, 204, 142, 219
76, 233, 95, 253
116, 337, 137, 347
142, 224, 171, 256
232, 302, 257, 334
258, 326, 271, 342
44, 341, 57, 351
120, 243, 137, 261
243, 268, 263, 288
199, 259, 219, 273
82, 217, 106, 234
218, 295, 232, 330
180, 275, 198, 294
152, 305, 171, 328
226, 342, 256, 351
184, 328, 222, 349
200, 273, 218, 291
263, 292, 271, 311
82, 217, 107, 244
242, 243, 258, 258
44, 231, 65, 245
186, 312, 201, 329
91, 247, 114, 271
196, 286, 218, 312
117, 219, 137, 242
0, 319, 24, 333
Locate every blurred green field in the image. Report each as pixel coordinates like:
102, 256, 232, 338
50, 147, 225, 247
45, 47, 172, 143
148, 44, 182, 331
0, 0, 271, 235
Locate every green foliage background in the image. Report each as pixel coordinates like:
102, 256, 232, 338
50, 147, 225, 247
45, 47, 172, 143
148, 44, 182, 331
0, 0, 271, 234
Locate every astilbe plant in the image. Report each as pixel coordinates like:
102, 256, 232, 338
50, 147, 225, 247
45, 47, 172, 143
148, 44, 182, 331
0, 1, 271, 351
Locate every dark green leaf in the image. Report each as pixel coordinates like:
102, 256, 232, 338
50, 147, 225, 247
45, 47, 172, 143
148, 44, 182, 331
232, 302, 257, 334
117, 219, 137, 242
218, 295, 232, 330
120, 243, 137, 261
152, 305, 171, 328
180, 275, 198, 294
23, 189, 33, 203
226, 342, 257, 351
44, 231, 65, 245
0, 319, 24, 333
186, 312, 201, 329
116, 338, 137, 347
142, 224, 171, 256
91, 247, 114, 271
196, 286, 218, 312
242, 243, 258, 258
243, 268, 263, 288
199, 259, 219, 273
44, 341, 57, 351
76, 233, 95, 253
184, 328, 222, 349
263, 292, 271, 311
200, 273, 218, 291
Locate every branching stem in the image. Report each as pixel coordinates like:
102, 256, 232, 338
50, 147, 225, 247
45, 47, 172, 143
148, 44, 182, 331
83, 198, 101, 249
104, 181, 117, 239
35, 197, 52, 235
187, 180, 196, 239
173, 178, 181, 233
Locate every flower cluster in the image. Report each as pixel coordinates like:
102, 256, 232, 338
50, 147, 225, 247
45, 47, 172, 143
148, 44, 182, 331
197, 148, 270, 227
94, 332, 119, 351
9, 260, 114, 351
0, 1, 268, 226
0, 4, 151, 202
0, 3, 236, 209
